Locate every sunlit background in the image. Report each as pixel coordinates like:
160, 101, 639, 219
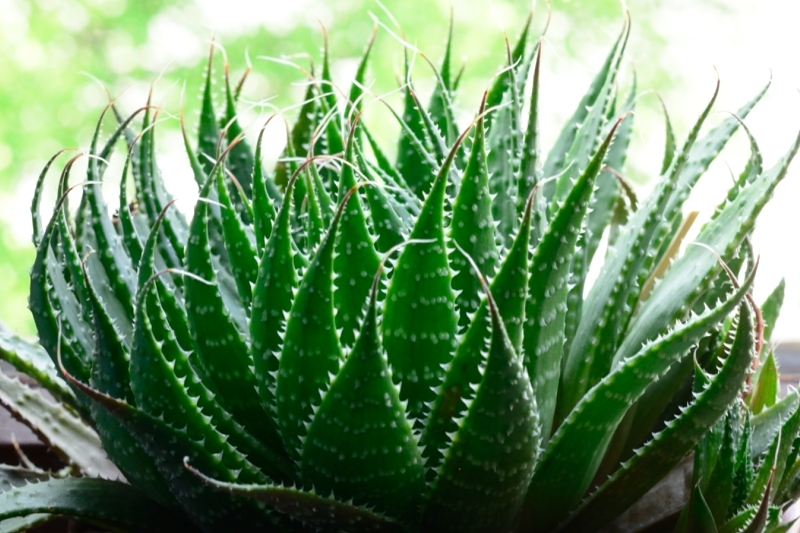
1, 0, 799, 342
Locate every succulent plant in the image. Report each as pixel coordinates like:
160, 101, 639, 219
0, 10, 799, 533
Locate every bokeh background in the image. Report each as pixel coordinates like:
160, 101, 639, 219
1, 0, 799, 341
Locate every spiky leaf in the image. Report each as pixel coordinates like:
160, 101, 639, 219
382, 144, 460, 426
302, 283, 425, 524
422, 280, 538, 533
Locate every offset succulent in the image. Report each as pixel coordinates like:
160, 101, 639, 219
0, 11, 799, 533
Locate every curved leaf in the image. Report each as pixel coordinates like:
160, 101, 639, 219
0, 514, 53, 533
0, 478, 199, 533
422, 276, 538, 533
559, 78, 721, 424
65, 373, 279, 533
187, 466, 405, 533
302, 283, 425, 524
0, 330, 75, 411
560, 299, 754, 532
519, 270, 754, 533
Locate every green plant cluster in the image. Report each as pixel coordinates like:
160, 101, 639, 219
0, 12, 798, 533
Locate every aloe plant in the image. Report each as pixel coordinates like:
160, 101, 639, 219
0, 10, 798, 533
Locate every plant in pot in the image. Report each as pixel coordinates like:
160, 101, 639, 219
0, 7, 798, 533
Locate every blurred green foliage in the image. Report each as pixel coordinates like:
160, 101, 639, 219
0, 0, 681, 337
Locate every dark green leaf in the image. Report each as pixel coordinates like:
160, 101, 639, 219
524, 115, 623, 441
276, 187, 350, 459
185, 169, 286, 459
422, 272, 538, 533
302, 284, 425, 524
0, 478, 200, 533
449, 96, 499, 327
333, 133, 381, 348
186, 467, 405, 533
0, 330, 75, 411
519, 270, 753, 533
422, 192, 534, 476
382, 140, 461, 425
557, 300, 755, 532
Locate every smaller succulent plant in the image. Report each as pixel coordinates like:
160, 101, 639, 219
0, 9, 799, 533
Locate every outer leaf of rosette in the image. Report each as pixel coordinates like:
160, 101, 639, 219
420, 281, 539, 533
182, 469, 407, 533
557, 79, 722, 427
276, 188, 348, 460
381, 141, 460, 427
83, 263, 178, 510
301, 282, 425, 526
63, 377, 278, 533
80, 106, 139, 324
422, 191, 534, 476
519, 269, 755, 533
557, 301, 755, 532
0, 478, 201, 533
449, 96, 499, 328
333, 132, 381, 349
135, 205, 295, 485
29, 158, 94, 390
0, 329, 75, 412
184, 165, 286, 459
604, 119, 800, 456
